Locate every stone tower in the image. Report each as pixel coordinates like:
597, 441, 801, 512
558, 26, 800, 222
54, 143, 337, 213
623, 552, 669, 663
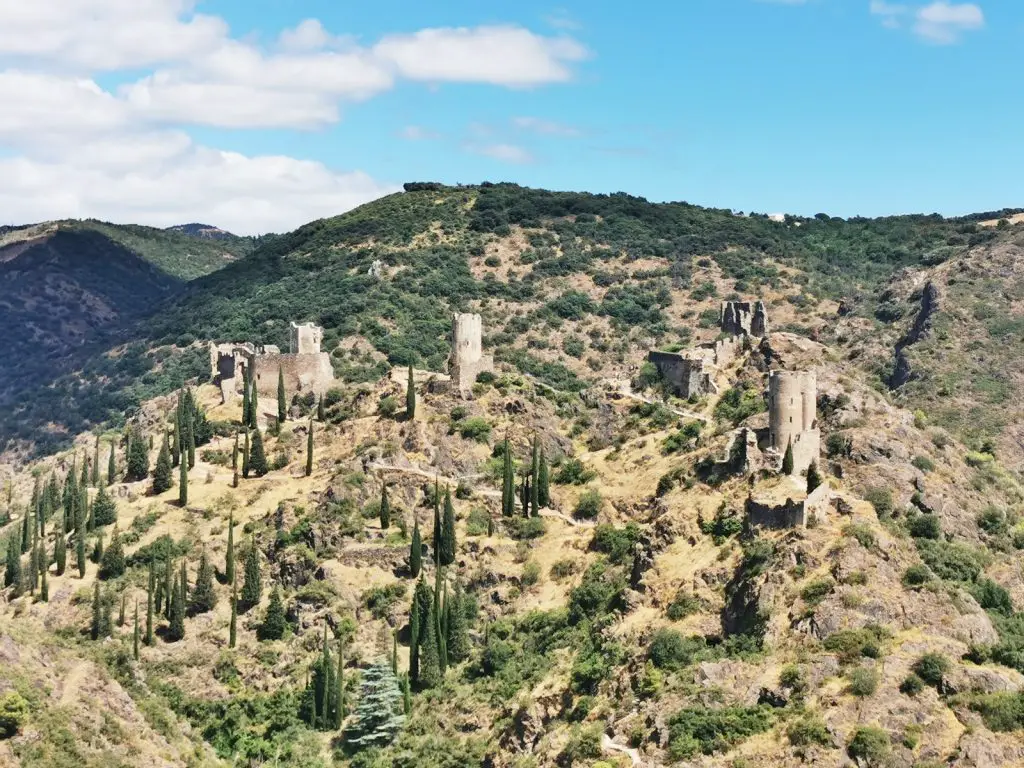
767, 370, 819, 475
751, 300, 769, 337
289, 322, 323, 355
720, 300, 769, 338
449, 313, 494, 396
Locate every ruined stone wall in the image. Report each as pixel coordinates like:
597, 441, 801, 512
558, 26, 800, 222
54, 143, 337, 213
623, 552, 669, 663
449, 312, 494, 395
745, 484, 831, 529
251, 352, 334, 401
720, 300, 769, 337
768, 370, 820, 474
647, 351, 711, 398
289, 322, 323, 355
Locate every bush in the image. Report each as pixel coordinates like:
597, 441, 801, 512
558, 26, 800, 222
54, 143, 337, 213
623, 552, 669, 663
521, 560, 541, 587
458, 417, 492, 443
965, 691, 1024, 732
378, 396, 398, 418
842, 523, 876, 550
823, 626, 889, 663
826, 432, 852, 458
916, 540, 985, 582
559, 724, 603, 765
908, 514, 942, 540
573, 489, 603, 520
554, 458, 596, 485
362, 583, 406, 619
847, 726, 890, 765
550, 559, 576, 580
667, 705, 773, 759
801, 577, 834, 607
912, 652, 950, 688
862, 487, 894, 518
900, 673, 924, 696
465, 507, 491, 537
901, 564, 932, 588
0, 691, 29, 739
713, 387, 765, 426
666, 591, 702, 621
505, 517, 546, 540
912, 455, 935, 472
787, 714, 831, 747
848, 666, 878, 697
649, 629, 707, 671
591, 523, 639, 565
977, 506, 1009, 536
971, 578, 1014, 615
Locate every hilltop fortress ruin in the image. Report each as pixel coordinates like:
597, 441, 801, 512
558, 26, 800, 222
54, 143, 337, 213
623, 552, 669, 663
209, 321, 334, 405
448, 312, 494, 397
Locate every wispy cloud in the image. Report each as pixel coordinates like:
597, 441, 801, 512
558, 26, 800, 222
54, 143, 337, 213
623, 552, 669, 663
870, 1, 984, 43
467, 143, 535, 164
398, 125, 440, 140
512, 116, 581, 137
544, 8, 582, 30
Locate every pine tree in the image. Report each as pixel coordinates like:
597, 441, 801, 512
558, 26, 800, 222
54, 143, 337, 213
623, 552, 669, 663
229, 574, 238, 649
92, 485, 117, 527
99, 527, 125, 579
152, 436, 172, 494
440, 489, 456, 567
241, 540, 261, 609
249, 428, 268, 477
178, 456, 188, 507
379, 483, 390, 530
501, 437, 515, 517
258, 585, 287, 640
406, 364, 416, 420
76, 531, 86, 578
409, 516, 422, 577
91, 582, 103, 640
782, 438, 795, 475
346, 663, 405, 748
191, 549, 216, 614
4, 534, 21, 589
107, 442, 116, 485
538, 449, 550, 508
277, 367, 287, 423
530, 436, 540, 518
54, 527, 66, 576
807, 460, 823, 493
167, 577, 185, 642
92, 435, 100, 487
432, 480, 442, 566
226, 512, 235, 585
305, 418, 314, 477
133, 601, 140, 660
317, 394, 325, 422
242, 429, 251, 479
126, 428, 150, 482
446, 582, 471, 663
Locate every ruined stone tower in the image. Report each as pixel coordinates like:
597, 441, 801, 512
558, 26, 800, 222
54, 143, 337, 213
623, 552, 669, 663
449, 313, 494, 396
767, 370, 819, 475
720, 300, 770, 337
289, 322, 323, 355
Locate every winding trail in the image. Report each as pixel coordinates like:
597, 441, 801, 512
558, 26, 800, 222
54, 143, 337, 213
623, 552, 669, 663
601, 733, 644, 767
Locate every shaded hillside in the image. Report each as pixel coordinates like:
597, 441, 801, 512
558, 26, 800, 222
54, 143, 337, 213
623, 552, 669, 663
0, 184, 1017, 461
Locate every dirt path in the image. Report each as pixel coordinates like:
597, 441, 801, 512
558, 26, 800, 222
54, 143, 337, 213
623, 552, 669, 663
602, 733, 644, 766
59, 659, 92, 707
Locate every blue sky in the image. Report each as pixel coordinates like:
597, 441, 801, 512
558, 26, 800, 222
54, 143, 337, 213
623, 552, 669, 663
0, 1, 1018, 232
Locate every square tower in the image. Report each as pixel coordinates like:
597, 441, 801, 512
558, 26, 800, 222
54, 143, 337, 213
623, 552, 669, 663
449, 313, 494, 396
289, 322, 323, 355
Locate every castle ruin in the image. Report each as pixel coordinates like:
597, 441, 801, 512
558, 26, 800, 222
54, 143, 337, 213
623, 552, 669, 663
720, 300, 769, 338
767, 370, 820, 475
448, 313, 494, 397
210, 322, 335, 407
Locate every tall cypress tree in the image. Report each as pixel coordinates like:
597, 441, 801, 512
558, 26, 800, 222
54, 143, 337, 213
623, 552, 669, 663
249, 427, 268, 477
167, 578, 185, 642
118, 591, 126, 627
379, 483, 390, 530
107, 442, 116, 485
336, 636, 346, 724
241, 375, 251, 429
435, 567, 448, 674
229, 573, 238, 648
163, 559, 173, 618
4, 534, 21, 589
225, 512, 235, 586
406, 365, 416, 420
277, 367, 287, 423
39, 554, 48, 602
152, 435, 172, 494
250, 379, 260, 429
782, 438, 795, 476
317, 395, 325, 422
418, 592, 442, 689
440, 489, 456, 567
92, 435, 101, 487
431, 480, 442, 566
54, 525, 66, 576
501, 437, 515, 517
538, 449, 550, 508
90, 582, 103, 640
409, 516, 422, 578
305, 418, 314, 477
76, 531, 86, 578
192, 549, 216, 614
409, 577, 431, 685
242, 429, 251, 479
185, 391, 196, 470
232, 433, 240, 488
530, 436, 540, 518
173, 396, 183, 468
133, 601, 140, 660
146, 562, 155, 645
180, 559, 188, 608
178, 456, 188, 507
241, 540, 262, 610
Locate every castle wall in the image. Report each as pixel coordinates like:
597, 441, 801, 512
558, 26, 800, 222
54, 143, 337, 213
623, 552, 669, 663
449, 313, 494, 395
647, 351, 710, 398
768, 370, 819, 474
745, 484, 832, 530
251, 353, 334, 401
720, 300, 770, 338
290, 322, 323, 355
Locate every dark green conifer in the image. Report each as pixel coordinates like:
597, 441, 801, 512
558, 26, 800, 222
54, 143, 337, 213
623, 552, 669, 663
258, 585, 287, 640
346, 663, 404, 748
336, 635, 346, 724
379, 483, 390, 530
530, 436, 540, 518
39, 557, 48, 602
242, 429, 251, 478
501, 437, 515, 517
432, 480, 442, 566
229, 574, 237, 649
167, 577, 185, 642
440, 489, 456, 566
178, 456, 188, 507
118, 591, 126, 626
406, 365, 416, 420
807, 460, 823, 493
107, 442, 116, 485
317, 395, 325, 422
538, 449, 550, 508
241, 376, 251, 429
152, 435, 172, 494
90, 582, 103, 640
180, 559, 188, 607
92, 485, 117, 527
446, 582, 470, 663
409, 577, 432, 685
76, 531, 86, 578
249, 427, 268, 477
191, 549, 216, 614
126, 428, 149, 482
92, 435, 101, 487
409, 516, 422, 577
305, 418, 314, 477
54, 525, 66, 576
418, 593, 442, 688
133, 601, 140, 660
4, 534, 21, 589
782, 438, 795, 475
163, 559, 173, 618
146, 564, 155, 645
99, 526, 125, 579
225, 512, 235, 585
277, 367, 287, 423
250, 380, 259, 429
232, 433, 239, 488
241, 540, 262, 609
91, 533, 104, 564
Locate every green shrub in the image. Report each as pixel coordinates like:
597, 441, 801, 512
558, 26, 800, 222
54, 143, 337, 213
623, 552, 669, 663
823, 626, 890, 663
842, 523, 876, 550
554, 458, 597, 485
505, 517, 546, 540
378, 396, 398, 418
900, 674, 924, 696
826, 432, 852, 458
901, 564, 932, 588
971, 578, 1014, 615
362, 583, 406, 619
465, 507, 491, 537
977, 506, 1009, 536
458, 417, 492, 443
666, 591, 702, 621
573, 489, 603, 520
0, 691, 29, 739
591, 522, 640, 565
550, 559, 576, 580
521, 561, 541, 587
862, 487, 894, 518
667, 705, 773, 759
848, 666, 878, 697
699, 506, 743, 544
908, 514, 942, 540
779, 664, 806, 693
649, 629, 707, 671
559, 724, 603, 764
786, 714, 831, 747
912, 455, 935, 472
916, 540, 985, 582
912, 652, 950, 688
568, 562, 625, 624
713, 388, 765, 426
801, 578, 835, 607
964, 691, 1024, 731
847, 726, 890, 765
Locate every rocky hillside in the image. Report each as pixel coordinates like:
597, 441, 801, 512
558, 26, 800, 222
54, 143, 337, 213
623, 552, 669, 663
0, 186, 1022, 767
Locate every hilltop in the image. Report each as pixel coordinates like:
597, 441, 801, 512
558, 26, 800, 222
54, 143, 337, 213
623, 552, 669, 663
0, 183, 1022, 767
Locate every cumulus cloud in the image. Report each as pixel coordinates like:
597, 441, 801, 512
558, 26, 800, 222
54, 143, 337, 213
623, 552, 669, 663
0, 2, 588, 232
870, 1, 984, 43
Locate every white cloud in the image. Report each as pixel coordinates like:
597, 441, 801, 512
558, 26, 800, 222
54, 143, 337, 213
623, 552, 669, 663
869, 1, 983, 42
513, 116, 581, 137
398, 125, 440, 141
468, 143, 535, 164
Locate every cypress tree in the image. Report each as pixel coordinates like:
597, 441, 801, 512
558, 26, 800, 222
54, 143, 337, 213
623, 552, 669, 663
91, 582, 103, 640
277, 367, 287, 423
39, 556, 48, 602
27, 537, 38, 595
107, 442, 116, 485
401, 673, 412, 716
167, 577, 185, 642
317, 395, 325, 422
408, 577, 429, 683
99, 527, 125, 579
418, 593, 442, 688
807, 460, 823, 493
250, 379, 259, 429
163, 559, 173, 618
92, 485, 117, 527
232, 433, 239, 488
538, 449, 550, 508
146, 563, 155, 645
178, 456, 188, 507
20, 512, 29, 553
409, 516, 422, 577
501, 437, 514, 517
76, 531, 86, 578
119, 591, 127, 627
530, 436, 540, 518
242, 429, 251, 479
379, 483, 390, 530
180, 559, 188, 608
249, 427, 268, 477
91, 533, 104, 564
392, 628, 398, 675
440, 489, 456, 567
445, 582, 470, 663
241, 375, 251, 428
782, 438, 795, 476
126, 428, 150, 482
84, 492, 94, 533
186, 403, 196, 470
152, 436, 172, 494
225, 512, 235, 586
435, 568, 448, 674
80, 458, 90, 497
305, 418, 314, 477
92, 435, 100, 487
191, 549, 216, 614
431, 480, 442, 566
54, 525, 66, 576
258, 585, 287, 640
64, 462, 78, 531
4, 534, 21, 589
336, 635, 346, 724
406, 365, 416, 420
133, 601, 140, 660
172, 398, 182, 468
229, 574, 238, 648
241, 540, 261, 609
